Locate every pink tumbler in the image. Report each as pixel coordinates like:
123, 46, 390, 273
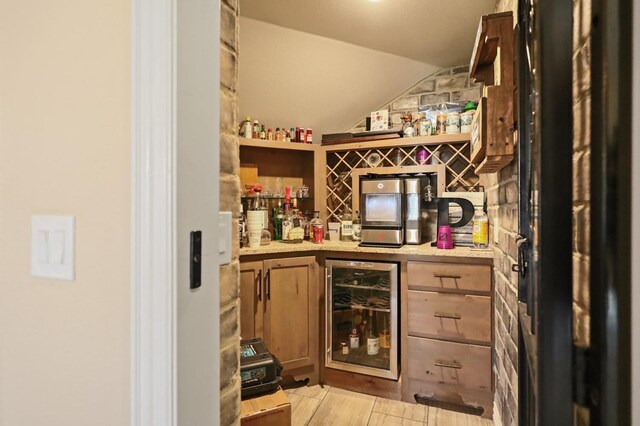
437, 225, 454, 249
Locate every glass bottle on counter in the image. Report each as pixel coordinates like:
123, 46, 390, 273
239, 203, 246, 248
310, 211, 324, 243
472, 207, 489, 248
366, 309, 380, 355
281, 187, 293, 240
352, 211, 362, 242
340, 206, 353, 242
259, 125, 266, 140
272, 202, 284, 240
252, 120, 260, 139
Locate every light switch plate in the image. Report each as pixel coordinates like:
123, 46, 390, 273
31, 215, 75, 280
218, 211, 232, 265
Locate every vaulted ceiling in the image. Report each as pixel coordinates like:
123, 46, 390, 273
239, 0, 496, 67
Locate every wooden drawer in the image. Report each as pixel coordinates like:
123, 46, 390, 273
406, 336, 492, 392
407, 262, 491, 294
407, 291, 491, 344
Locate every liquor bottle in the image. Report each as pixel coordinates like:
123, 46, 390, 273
310, 211, 323, 244
267, 128, 273, 140
379, 313, 391, 349
239, 203, 246, 248
259, 125, 266, 140
281, 187, 293, 240
306, 129, 313, 144
349, 325, 360, 349
340, 206, 353, 242
352, 211, 362, 242
252, 120, 260, 139
299, 128, 306, 143
366, 309, 380, 356
242, 116, 252, 139
303, 210, 312, 240
472, 207, 489, 248
289, 128, 295, 143
274, 202, 284, 240
275, 127, 282, 141
295, 127, 301, 142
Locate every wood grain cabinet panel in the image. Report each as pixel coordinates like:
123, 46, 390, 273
263, 256, 318, 371
240, 256, 319, 374
406, 337, 492, 392
407, 291, 491, 344
407, 262, 491, 294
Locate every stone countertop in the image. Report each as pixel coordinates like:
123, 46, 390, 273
239, 240, 494, 259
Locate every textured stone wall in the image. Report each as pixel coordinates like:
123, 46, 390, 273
219, 0, 242, 424
482, 2, 519, 425
347, 65, 482, 133
573, 0, 591, 423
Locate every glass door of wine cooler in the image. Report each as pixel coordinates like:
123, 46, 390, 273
325, 260, 398, 380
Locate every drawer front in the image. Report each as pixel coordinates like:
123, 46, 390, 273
408, 291, 491, 344
407, 262, 491, 293
406, 336, 491, 392
407, 378, 494, 419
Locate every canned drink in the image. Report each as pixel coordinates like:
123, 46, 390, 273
312, 224, 324, 243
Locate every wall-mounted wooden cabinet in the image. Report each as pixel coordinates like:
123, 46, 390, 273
469, 11, 516, 174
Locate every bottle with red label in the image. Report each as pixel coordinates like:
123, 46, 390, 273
306, 129, 313, 144
299, 128, 306, 143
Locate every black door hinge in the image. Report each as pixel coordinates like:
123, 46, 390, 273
573, 345, 593, 408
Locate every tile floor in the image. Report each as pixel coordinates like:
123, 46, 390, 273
284, 385, 494, 426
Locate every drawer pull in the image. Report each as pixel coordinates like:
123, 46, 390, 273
434, 359, 462, 369
433, 312, 461, 320
433, 274, 462, 279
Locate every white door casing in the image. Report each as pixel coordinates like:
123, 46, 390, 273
632, 1, 640, 423
131, 0, 221, 425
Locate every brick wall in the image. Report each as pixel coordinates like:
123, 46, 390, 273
482, 2, 519, 426
219, 0, 242, 425
347, 65, 482, 133
573, 0, 591, 423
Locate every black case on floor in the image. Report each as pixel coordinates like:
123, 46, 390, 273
240, 337, 283, 399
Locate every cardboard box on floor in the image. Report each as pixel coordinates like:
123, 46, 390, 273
240, 387, 291, 426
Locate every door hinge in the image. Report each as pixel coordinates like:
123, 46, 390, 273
573, 345, 593, 408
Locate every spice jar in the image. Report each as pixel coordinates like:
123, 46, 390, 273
461, 110, 474, 133
446, 112, 461, 134
436, 114, 447, 135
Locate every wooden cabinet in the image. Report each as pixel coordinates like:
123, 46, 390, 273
240, 256, 319, 374
403, 261, 494, 418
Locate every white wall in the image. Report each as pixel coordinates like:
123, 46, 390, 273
238, 17, 438, 139
632, 0, 640, 422
0, 1, 131, 425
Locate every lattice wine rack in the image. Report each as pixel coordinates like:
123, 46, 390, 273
325, 138, 480, 221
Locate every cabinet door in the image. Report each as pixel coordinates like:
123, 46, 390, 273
240, 261, 264, 339
263, 256, 318, 371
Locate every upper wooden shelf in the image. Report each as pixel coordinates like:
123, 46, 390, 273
322, 133, 471, 152
239, 137, 320, 152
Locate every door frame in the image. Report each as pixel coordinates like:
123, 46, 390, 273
130, 0, 221, 424
633, 0, 640, 419
590, 0, 633, 423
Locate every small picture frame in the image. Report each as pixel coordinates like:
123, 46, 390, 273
370, 110, 389, 131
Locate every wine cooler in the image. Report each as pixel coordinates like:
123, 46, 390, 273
325, 259, 399, 380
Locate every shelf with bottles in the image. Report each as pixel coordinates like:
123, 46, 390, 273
330, 346, 391, 370
239, 137, 319, 152
333, 292, 391, 313
241, 196, 314, 202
